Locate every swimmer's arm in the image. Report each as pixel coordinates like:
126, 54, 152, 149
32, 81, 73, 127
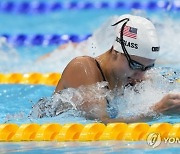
100, 115, 152, 124
99, 113, 152, 124
88, 99, 152, 124
100, 93, 180, 124
151, 93, 180, 115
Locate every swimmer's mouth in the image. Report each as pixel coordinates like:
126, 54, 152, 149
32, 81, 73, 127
126, 77, 142, 87
125, 83, 134, 87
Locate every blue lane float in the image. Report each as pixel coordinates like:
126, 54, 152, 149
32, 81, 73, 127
0, 1, 179, 14
1, 34, 91, 46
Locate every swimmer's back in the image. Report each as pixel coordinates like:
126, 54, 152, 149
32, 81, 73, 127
55, 56, 106, 92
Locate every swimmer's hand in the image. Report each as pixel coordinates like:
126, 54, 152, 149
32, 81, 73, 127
152, 93, 180, 115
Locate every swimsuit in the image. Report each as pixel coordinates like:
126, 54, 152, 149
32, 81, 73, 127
94, 59, 118, 118
94, 59, 108, 86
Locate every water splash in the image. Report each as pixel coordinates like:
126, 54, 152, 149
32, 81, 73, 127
4, 112, 25, 123
114, 68, 180, 118
0, 37, 19, 62
29, 68, 180, 121
0, 37, 20, 73
30, 81, 112, 119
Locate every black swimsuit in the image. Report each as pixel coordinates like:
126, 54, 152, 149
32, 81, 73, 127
95, 59, 118, 118
94, 59, 109, 89
94, 59, 109, 103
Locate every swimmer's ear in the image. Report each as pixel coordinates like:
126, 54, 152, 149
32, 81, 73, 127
111, 47, 118, 54
110, 46, 120, 60
111, 48, 119, 60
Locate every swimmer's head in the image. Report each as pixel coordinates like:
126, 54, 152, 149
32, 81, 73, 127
112, 14, 160, 60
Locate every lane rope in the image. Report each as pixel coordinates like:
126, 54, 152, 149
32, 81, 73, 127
0, 1, 178, 14
0, 122, 179, 141
0, 73, 61, 86
1, 34, 91, 46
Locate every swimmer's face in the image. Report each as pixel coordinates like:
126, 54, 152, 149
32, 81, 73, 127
113, 51, 155, 86
127, 56, 155, 85
125, 55, 155, 85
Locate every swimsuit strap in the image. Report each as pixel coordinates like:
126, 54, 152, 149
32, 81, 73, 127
95, 59, 111, 106
95, 59, 107, 83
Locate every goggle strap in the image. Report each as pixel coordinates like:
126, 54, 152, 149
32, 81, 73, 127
111, 18, 129, 26
119, 19, 132, 62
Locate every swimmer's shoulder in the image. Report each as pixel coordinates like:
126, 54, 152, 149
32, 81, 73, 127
66, 56, 97, 70
59, 56, 101, 89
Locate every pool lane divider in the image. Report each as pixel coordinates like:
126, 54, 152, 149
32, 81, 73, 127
0, 1, 178, 14
0, 73, 61, 86
0, 123, 179, 142
0, 73, 180, 86
1, 34, 91, 46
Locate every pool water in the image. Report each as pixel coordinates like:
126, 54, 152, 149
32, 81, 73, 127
0, 84, 179, 124
0, 0, 180, 153
0, 141, 179, 153
0, 13, 180, 73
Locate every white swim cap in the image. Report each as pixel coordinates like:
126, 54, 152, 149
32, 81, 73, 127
113, 14, 160, 60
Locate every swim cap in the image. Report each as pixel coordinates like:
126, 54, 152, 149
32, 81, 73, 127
113, 14, 160, 59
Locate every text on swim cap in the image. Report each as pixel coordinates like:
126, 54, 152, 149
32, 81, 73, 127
152, 47, 160, 52
116, 37, 138, 49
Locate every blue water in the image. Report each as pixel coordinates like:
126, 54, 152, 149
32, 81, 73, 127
0, 141, 179, 153
0, 5, 178, 34
0, 0, 179, 73
0, 0, 180, 153
0, 84, 93, 124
